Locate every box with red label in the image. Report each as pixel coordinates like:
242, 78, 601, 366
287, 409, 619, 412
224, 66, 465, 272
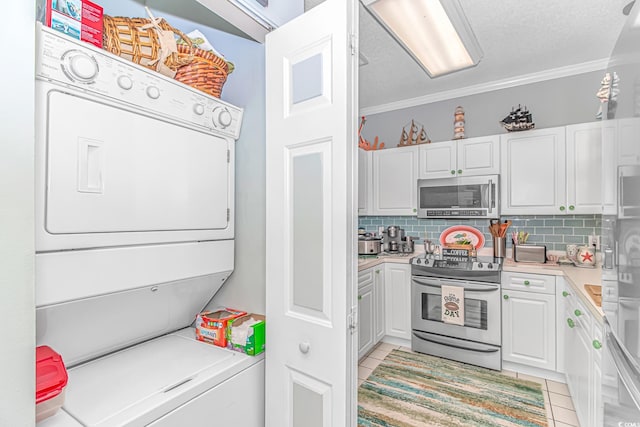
36, 346, 68, 422
38, 0, 103, 48
195, 308, 246, 348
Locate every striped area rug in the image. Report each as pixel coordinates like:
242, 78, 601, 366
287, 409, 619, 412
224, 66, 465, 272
358, 350, 547, 427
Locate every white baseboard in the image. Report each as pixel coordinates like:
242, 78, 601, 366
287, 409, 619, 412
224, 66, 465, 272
502, 361, 567, 383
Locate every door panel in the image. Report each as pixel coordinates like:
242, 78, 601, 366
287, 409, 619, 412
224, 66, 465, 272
265, 0, 358, 425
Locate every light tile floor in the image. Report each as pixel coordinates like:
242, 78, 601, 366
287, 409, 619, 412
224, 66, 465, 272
358, 342, 580, 427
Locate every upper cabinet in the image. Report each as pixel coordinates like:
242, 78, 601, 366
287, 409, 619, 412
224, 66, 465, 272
358, 149, 372, 215
617, 117, 640, 166
501, 123, 616, 215
501, 127, 567, 215
418, 135, 500, 179
371, 146, 418, 216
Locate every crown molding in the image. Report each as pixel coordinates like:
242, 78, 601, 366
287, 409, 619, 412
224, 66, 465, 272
359, 58, 610, 116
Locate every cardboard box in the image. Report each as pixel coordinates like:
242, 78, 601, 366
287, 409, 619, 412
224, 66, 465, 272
38, 0, 103, 48
195, 308, 246, 348
227, 314, 265, 356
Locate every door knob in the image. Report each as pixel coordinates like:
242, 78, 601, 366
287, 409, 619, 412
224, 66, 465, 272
299, 342, 311, 354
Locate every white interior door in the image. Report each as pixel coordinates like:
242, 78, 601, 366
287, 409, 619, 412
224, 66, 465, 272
265, 0, 358, 426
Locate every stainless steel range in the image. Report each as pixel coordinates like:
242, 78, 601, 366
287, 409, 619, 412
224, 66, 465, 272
411, 253, 502, 370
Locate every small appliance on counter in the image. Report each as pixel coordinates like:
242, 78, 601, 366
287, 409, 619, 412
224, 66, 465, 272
358, 235, 382, 255
512, 243, 547, 263
381, 225, 411, 253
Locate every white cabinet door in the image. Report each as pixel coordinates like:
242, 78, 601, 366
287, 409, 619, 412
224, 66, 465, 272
500, 127, 566, 215
358, 283, 374, 360
566, 122, 610, 214
564, 296, 592, 427
418, 136, 499, 179
591, 323, 603, 427
456, 135, 500, 177
418, 141, 456, 179
602, 121, 618, 215
502, 289, 556, 370
358, 149, 372, 215
372, 146, 418, 216
373, 267, 385, 342
384, 263, 411, 340
618, 117, 640, 165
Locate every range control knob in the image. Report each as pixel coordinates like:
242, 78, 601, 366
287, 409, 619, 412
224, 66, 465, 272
477, 263, 483, 269
193, 103, 205, 115
212, 107, 233, 129
62, 50, 99, 83
416, 258, 422, 264
146, 86, 161, 99
117, 75, 133, 90
488, 263, 493, 269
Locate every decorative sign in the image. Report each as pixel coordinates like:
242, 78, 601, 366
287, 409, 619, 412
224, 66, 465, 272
442, 248, 469, 260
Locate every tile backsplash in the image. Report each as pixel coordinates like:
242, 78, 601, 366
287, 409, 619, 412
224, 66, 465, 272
358, 215, 601, 251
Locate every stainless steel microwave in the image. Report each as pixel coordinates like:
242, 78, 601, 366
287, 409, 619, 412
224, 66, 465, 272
417, 175, 499, 219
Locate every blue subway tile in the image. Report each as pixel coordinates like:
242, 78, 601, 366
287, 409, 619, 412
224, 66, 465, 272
574, 227, 595, 236
554, 227, 573, 235
534, 227, 554, 235
564, 235, 586, 244
543, 235, 564, 243
564, 219, 584, 227
544, 219, 564, 226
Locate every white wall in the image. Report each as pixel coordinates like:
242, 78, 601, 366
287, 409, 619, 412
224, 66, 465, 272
360, 70, 607, 145
1, 3, 35, 426
100, 1, 267, 315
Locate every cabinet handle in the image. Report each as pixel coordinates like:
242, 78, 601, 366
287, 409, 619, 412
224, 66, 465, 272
413, 208, 417, 213
358, 295, 362, 301
524, 280, 530, 286
574, 309, 582, 317
569, 205, 575, 211
593, 339, 602, 350
457, 169, 463, 174
562, 291, 570, 297
503, 295, 509, 300
451, 170, 456, 175
375, 270, 380, 274
560, 206, 566, 211
567, 318, 575, 328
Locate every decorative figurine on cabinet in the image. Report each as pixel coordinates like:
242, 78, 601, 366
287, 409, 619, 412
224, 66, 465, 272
453, 106, 465, 140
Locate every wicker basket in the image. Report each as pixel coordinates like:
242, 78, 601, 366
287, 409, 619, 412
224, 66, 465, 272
174, 45, 230, 98
102, 15, 193, 75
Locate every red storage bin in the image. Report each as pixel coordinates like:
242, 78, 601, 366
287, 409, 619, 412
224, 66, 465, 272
36, 346, 68, 422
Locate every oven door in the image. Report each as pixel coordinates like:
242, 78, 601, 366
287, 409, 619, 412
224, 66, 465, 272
411, 275, 501, 345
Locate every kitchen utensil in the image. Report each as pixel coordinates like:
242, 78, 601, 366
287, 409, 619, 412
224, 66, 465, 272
493, 236, 506, 258
424, 240, 436, 255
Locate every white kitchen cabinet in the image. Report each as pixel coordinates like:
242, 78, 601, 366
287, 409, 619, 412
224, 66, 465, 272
418, 135, 499, 179
373, 267, 385, 342
358, 149, 372, 215
601, 121, 619, 215
501, 127, 566, 215
502, 123, 609, 215
384, 263, 411, 340
372, 146, 418, 216
358, 268, 375, 359
564, 289, 603, 427
617, 117, 640, 165
358, 266, 385, 358
501, 272, 556, 371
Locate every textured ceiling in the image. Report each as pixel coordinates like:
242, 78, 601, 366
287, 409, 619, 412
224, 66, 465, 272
358, 0, 630, 110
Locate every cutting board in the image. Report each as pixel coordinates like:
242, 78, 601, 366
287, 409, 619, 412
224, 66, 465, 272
584, 284, 602, 307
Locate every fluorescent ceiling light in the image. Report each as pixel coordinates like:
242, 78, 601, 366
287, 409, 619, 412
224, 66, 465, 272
361, 0, 483, 77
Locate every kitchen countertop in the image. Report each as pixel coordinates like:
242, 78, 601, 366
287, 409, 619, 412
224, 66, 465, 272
359, 252, 604, 321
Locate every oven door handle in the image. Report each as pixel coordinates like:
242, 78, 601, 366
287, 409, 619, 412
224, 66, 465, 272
412, 277, 499, 292
412, 331, 500, 353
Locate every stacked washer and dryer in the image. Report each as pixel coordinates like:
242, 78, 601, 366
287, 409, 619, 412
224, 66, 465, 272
35, 25, 264, 426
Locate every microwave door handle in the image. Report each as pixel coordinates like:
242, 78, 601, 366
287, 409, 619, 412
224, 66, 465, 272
488, 179, 494, 214
619, 173, 624, 214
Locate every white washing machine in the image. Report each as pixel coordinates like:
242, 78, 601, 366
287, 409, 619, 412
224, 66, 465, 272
34, 24, 264, 426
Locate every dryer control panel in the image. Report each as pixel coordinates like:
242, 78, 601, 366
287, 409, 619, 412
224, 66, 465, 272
36, 24, 243, 140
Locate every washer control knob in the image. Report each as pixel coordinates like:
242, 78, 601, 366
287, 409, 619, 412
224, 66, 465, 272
63, 50, 99, 83
146, 86, 160, 99
193, 103, 205, 115
117, 75, 133, 90
212, 107, 233, 128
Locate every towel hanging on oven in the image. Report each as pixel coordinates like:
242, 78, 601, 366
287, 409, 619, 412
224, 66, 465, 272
441, 285, 465, 326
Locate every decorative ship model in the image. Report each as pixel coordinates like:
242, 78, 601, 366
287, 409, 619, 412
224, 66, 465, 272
398, 120, 430, 147
499, 104, 534, 132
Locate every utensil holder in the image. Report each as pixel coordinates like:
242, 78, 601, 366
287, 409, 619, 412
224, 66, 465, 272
493, 236, 506, 258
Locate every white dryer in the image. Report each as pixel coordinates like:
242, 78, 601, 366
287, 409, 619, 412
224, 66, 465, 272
34, 25, 263, 427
